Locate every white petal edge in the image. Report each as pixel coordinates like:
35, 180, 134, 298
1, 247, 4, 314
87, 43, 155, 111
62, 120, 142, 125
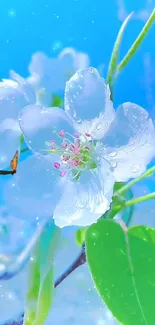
53, 159, 115, 228
3, 154, 67, 221
64, 67, 115, 139
18, 104, 77, 155
102, 102, 155, 181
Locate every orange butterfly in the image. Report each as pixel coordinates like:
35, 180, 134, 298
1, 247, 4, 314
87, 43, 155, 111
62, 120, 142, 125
0, 150, 19, 176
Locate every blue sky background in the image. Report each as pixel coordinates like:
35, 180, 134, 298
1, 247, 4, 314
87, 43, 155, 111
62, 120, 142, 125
0, 0, 154, 110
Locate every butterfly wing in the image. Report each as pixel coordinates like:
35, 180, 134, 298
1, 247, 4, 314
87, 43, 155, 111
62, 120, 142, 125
10, 150, 19, 173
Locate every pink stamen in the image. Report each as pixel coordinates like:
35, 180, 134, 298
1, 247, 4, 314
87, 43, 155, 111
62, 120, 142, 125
72, 159, 79, 167
50, 147, 56, 152
67, 159, 79, 167
70, 144, 80, 155
59, 130, 65, 137
62, 155, 70, 161
50, 140, 56, 145
75, 141, 80, 148
54, 162, 61, 169
74, 133, 79, 138
85, 146, 90, 150
60, 170, 66, 177
85, 132, 91, 137
73, 148, 80, 155
70, 144, 75, 152
67, 160, 73, 166
61, 143, 68, 149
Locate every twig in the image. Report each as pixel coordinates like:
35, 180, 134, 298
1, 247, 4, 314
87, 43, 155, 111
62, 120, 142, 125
55, 244, 86, 287
4, 245, 86, 325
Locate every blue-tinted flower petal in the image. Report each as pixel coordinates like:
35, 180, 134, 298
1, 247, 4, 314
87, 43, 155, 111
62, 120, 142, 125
0, 73, 35, 122
0, 127, 20, 169
10, 70, 36, 105
3, 154, 67, 221
18, 104, 77, 154
65, 67, 115, 139
53, 159, 115, 228
102, 102, 155, 181
27, 49, 89, 107
59, 47, 89, 70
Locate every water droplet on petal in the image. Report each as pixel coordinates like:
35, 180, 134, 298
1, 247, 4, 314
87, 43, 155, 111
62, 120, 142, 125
111, 161, 117, 168
132, 163, 141, 173
77, 202, 85, 209
97, 124, 102, 130
108, 151, 117, 157
76, 118, 82, 123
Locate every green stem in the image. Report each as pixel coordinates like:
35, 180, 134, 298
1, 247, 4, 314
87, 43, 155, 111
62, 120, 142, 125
125, 192, 155, 207
20, 147, 29, 154
114, 192, 155, 214
107, 12, 133, 86
117, 166, 155, 195
117, 8, 155, 73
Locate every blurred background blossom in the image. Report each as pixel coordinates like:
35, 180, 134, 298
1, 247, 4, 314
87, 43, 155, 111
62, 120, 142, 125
26, 48, 89, 106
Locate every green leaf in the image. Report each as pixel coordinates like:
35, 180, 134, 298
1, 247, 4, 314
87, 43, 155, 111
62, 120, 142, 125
24, 221, 61, 325
34, 267, 54, 325
107, 12, 133, 88
51, 94, 63, 107
117, 9, 155, 73
86, 219, 155, 325
76, 227, 87, 246
20, 134, 24, 147
24, 237, 41, 325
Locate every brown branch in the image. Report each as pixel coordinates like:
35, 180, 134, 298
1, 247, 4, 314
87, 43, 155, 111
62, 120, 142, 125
55, 244, 86, 287
4, 245, 86, 325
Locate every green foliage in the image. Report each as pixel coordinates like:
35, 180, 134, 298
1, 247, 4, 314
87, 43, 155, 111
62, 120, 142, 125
76, 227, 87, 246
51, 94, 63, 107
86, 219, 155, 325
20, 134, 24, 147
107, 13, 133, 88
24, 221, 61, 325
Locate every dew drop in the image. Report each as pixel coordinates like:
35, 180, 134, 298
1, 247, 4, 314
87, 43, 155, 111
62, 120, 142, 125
132, 163, 141, 173
91, 231, 98, 238
76, 118, 82, 123
111, 161, 117, 168
77, 202, 85, 209
108, 151, 117, 157
97, 124, 102, 130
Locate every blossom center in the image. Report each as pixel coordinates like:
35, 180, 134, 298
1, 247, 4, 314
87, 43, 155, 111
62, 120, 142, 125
45, 130, 97, 179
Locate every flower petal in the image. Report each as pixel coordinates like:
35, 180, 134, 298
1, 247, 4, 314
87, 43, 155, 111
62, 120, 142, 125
27, 49, 89, 107
27, 52, 71, 107
59, 47, 89, 70
53, 160, 115, 228
10, 70, 36, 104
18, 104, 77, 154
3, 154, 67, 221
102, 102, 155, 181
0, 128, 20, 169
0, 73, 35, 122
65, 67, 115, 139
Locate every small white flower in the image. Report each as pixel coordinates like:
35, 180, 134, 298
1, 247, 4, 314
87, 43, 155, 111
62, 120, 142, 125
3, 67, 155, 228
0, 71, 35, 169
27, 48, 89, 107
